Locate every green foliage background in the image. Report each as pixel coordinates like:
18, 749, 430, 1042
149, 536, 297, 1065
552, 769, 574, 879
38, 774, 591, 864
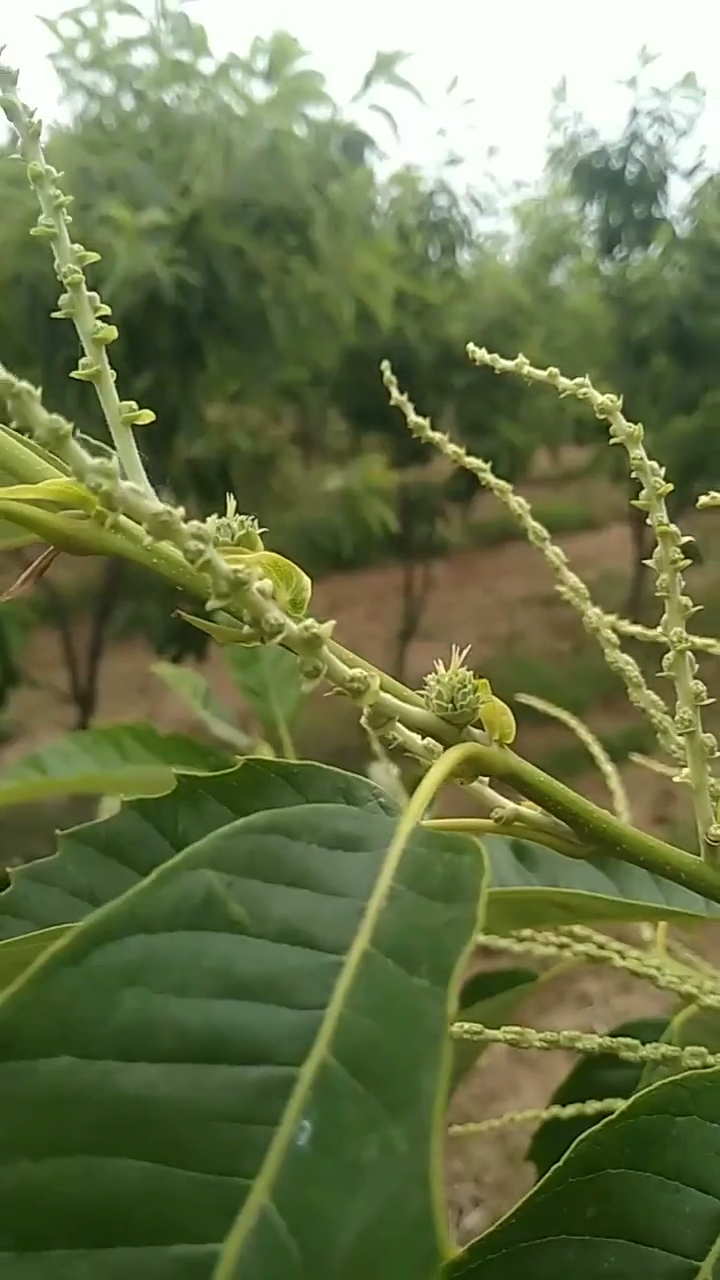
4, 16, 720, 1275
1, 3, 719, 722
2, 5, 716, 593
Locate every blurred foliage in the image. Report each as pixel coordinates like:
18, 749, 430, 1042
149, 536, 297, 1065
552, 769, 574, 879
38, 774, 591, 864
0, 4, 719, 678
0, 599, 29, 716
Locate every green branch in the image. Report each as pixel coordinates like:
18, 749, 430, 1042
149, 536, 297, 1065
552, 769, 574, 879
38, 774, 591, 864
0, 67, 155, 496
0, 397, 717, 908
424, 817, 586, 861
467, 741, 720, 903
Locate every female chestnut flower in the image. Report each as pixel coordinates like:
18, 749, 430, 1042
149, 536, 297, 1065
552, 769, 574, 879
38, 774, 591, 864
422, 644, 516, 743
422, 644, 481, 726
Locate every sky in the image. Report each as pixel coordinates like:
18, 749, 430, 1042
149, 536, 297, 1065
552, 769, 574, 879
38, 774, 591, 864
3, 0, 720, 191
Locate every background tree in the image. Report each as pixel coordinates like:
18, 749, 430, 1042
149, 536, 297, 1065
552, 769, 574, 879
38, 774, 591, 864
2, 9, 720, 707
542, 52, 710, 616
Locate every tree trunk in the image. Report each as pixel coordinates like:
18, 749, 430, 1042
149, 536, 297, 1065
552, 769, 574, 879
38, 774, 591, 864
624, 500, 653, 621
393, 558, 433, 682
74, 558, 125, 729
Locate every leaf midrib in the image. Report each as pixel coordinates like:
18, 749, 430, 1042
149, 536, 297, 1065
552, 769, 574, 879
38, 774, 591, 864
698, 1224, 720, 1278
213, 812, 438, 1272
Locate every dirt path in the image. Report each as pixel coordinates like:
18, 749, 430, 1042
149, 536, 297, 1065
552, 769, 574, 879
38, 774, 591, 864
315, 521, 633, 679
3, 520, 633, 748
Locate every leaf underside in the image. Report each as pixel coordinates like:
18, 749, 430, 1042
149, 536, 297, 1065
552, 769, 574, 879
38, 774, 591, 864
4, 769, 717, 946
0, 759, 396, 939
484, 835, 720, 931
0, 801, 484, 1280
0, 723, 231, 811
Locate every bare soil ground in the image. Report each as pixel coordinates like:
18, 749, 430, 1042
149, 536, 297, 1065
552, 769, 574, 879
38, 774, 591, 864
3, 515, 718, 1240
0, 519, 635, 734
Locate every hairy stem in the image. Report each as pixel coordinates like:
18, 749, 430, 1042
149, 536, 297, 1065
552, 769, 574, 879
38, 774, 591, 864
465, 346, 718, 858
0, 69, 154, 496
382, 358, 681, 763
609, 614, 720, 659
1, 407, 719, 908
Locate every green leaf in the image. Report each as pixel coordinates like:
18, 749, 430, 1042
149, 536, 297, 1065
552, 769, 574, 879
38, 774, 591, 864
641, 1004, 720, 1089
0, 478, 96, 508
484, 835, 720, 931
450, 967, 540, 1095
152, 661, 254, 753
527, 1016, 670, 1179
0, 758, 397, 938
225, 550, 312, 619
0, 499, 109, 555
0, 759, 173, 809
224, 645, 304, 744
447, 1066, 720, 1278
0, 424, 70, 480
0, 500, 165, 569
176, 611, 259, 646
0, 924, 70, 992
0, 723, 230, 811
0, 446, 68, 547
0, 802, 485, 1278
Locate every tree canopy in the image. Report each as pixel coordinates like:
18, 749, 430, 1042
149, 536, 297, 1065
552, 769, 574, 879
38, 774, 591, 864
1, 2, 718, 603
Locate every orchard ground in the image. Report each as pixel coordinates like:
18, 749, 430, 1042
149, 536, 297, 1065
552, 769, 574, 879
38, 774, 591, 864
3, 501, 720, 1239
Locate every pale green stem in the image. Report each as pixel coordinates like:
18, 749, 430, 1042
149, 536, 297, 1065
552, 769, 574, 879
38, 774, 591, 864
388, 720, 576, 844
448, 1097, 625, 1138
465, 346, 717, 860
450, 1023, 720, 1073
493, 743, 720, 900
327, 637, 429, 712
0, 76, 154, 497
428, 742, 720, 905
478, 928, 720, 1009
382, 358, 681, 764
1, 424, 720, 909
424, 817, 587, 861
275, 717, 296, 761
609, 614, 720, 659
515, 691, 631, 823
386, 744, 486, 859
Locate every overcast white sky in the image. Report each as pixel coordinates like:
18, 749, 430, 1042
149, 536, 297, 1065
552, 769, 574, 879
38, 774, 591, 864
3, 1, 720, 189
